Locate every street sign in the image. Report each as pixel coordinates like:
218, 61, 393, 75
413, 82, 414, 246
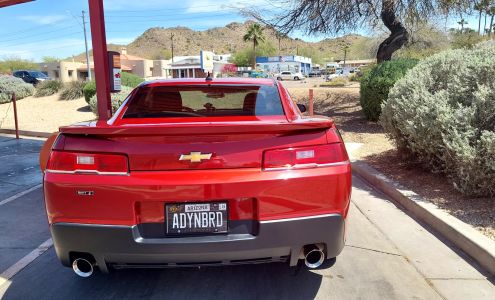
200, 50, 214, 73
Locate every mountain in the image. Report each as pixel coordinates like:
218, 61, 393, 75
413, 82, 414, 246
75, 21, 374, 64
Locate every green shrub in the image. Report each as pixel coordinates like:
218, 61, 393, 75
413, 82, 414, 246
0, 75, 35, 104
121, 72, 144, 88
89, 86, 133, 116
34, 80, 63, 97
59, 81, 86, 100
83, 80, 96, 104
360, 58, 418, 121
381, 47, 495, 197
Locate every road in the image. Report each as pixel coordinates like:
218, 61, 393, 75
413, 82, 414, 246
0, 134, 493, 300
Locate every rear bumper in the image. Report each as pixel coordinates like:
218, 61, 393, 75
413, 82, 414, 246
51, 214, 345, 271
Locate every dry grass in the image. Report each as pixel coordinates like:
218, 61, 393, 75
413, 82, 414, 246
0, 93, 93, 133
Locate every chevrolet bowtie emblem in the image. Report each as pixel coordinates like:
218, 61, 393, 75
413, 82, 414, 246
179, 152, 212, 163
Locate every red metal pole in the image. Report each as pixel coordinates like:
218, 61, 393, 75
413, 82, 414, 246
309, 89, 314, 116
12, 93, 19, 139
88, 0, 111, 121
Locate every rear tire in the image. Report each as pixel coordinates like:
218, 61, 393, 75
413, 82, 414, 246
294, 77, 300, 81
277, 77, 282, 81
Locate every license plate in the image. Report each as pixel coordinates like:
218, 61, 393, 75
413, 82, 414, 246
165, 202, 228, 235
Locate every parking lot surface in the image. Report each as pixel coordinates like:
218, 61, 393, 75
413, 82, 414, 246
0, 135, 493, 300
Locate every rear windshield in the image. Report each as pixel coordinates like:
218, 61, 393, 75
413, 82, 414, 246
123, 85, 284, 118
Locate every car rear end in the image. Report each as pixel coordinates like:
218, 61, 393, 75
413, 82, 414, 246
43, 78, 351, 275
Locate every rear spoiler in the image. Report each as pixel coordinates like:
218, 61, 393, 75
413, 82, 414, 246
59, 118, 334, 136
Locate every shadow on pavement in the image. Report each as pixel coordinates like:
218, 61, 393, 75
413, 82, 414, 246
2, 249, 323, 300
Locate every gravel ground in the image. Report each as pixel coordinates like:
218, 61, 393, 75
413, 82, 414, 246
0, 93, 94, 133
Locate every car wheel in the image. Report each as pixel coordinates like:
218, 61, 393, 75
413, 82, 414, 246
294, 76, 300, 81
277, 77, 282, 81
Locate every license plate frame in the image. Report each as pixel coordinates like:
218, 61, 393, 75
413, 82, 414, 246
165, 202, 228, 235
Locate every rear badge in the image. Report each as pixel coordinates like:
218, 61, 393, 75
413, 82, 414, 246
77, 191, 94, 196
179, 152, 212, 163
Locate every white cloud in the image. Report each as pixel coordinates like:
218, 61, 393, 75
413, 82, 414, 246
186, 0, 261, 13
19, 15, 68, 25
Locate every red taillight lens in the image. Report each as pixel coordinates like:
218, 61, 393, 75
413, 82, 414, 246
46, 151, 128, 174
263, 143, 348, 170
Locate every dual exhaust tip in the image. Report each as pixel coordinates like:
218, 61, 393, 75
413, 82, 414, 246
72, 244, 325, 277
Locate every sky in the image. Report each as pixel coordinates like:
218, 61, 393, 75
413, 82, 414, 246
0, 0, 481, 62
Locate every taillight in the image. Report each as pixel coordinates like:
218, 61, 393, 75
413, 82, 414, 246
46, 151, 129, 175
263, 144, 348, 170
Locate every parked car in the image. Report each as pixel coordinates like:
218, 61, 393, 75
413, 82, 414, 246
13, 70, 51, 85
308, 70, 322, 77
41, 78, 351, 277
275, 71, 305, 81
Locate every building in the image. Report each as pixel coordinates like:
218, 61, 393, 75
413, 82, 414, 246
256, 55, 312, 75
39, 48, 172, 82
170, 53, 232, 78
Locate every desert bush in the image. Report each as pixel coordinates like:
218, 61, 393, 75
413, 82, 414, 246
83, 80, 96, 104
360, 58, 418, 121
34, 80, 63, 97
59, 81, 86, 100
381, 47, 495, 197
121, 72, 144, 88
320, 76, 348, 87
89, 86, 133, 116
0, 75, 35, 104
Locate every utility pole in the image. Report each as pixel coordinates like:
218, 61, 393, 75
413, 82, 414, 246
82, 11, 92, 81
170, 33, 175, 63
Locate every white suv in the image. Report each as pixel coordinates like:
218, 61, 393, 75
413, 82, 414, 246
276, 71, 305, 81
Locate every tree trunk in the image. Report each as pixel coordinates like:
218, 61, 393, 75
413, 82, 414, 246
253, 40, 257, 69
478, 11, 482, 34
490, 14, 494, 37
376, 0, 409, 63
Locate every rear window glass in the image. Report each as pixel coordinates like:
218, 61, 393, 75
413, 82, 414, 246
123, 85, 284, 118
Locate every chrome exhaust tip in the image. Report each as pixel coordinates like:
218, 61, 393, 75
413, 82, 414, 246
72, 258, 94, 278
303, 245, 325, 269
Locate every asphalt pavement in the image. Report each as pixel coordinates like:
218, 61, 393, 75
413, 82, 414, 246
0, 134, 494, 300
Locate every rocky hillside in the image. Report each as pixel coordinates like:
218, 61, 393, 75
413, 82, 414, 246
77, 21, 374, 63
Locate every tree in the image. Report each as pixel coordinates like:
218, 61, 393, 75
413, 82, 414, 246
42, 56, 59, 63
243, 23, 266, 68
0, 56, 38, 74
489, 6, 495, 36
457, 18, 468, 31
232, 41, 277, 67
243, 0, 472, 63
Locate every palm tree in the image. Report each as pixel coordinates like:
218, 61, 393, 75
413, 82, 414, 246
243, 23, 266, 69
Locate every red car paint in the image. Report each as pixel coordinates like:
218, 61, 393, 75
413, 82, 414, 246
43, 78, 351, 269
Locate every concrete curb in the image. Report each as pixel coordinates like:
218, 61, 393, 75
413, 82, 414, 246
0, 129, 52, 138
352, 160, 495, 276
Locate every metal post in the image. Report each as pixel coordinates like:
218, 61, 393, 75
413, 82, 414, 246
12, 93, 19, 139
88, 0, 111, 121
309, 89, 314, 116
170, 33, 174, 63
82, 10, 92, 81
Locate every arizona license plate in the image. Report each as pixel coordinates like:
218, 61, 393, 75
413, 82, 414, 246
165, 202, 228, 235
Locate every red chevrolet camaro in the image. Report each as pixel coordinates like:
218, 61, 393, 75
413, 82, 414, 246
42, 78, 351, 277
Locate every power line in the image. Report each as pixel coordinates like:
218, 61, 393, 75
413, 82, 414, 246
0, 31, 83, 47
0, 25, 79, 43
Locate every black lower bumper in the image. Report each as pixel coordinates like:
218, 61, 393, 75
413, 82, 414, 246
50, 214, 345, 272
